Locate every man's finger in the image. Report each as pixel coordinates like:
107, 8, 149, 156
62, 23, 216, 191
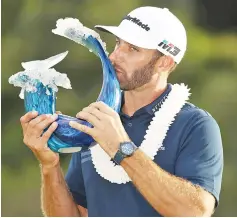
56, 111, 62, 115
69, 121, 94, 136
89, 101, 116, 116
20, 111, 38, 125
35, 114, 58, 131
28, 114, 49, 128
76, 111, 101, 127
79, 106, 106, 120
41, 122, 58, 143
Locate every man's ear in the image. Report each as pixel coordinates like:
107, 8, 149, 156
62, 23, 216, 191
156, 55, 175, 73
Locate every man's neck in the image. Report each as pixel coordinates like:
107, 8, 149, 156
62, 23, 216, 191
122, 81, 168, 116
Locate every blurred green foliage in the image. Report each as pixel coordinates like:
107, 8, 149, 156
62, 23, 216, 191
1, 0, 237, 216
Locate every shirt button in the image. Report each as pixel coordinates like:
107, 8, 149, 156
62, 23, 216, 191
128, 123, 132, 127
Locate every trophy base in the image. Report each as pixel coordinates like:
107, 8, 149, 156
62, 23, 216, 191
58, 147, 82, 153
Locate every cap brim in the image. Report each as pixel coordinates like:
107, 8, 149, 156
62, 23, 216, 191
95, 25, 155, 50
95, 25, 122, 37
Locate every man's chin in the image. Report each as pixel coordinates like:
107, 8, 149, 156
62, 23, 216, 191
119, 84, 126, 91
120, 85, 130, 91
117, 80, 126, 90
118, 81, 133, 91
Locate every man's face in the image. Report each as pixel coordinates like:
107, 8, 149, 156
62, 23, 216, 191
109, 37, 161, 91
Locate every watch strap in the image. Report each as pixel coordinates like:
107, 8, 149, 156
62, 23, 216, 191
113, 151, 126, 165
113, 141, 137, 165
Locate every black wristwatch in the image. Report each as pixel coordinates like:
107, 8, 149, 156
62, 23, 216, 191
113, 141, 138, 165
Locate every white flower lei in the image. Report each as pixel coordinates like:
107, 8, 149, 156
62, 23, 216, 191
90, 84, 191, 184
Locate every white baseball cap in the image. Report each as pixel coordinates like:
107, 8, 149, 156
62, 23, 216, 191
95, 6, 187, 64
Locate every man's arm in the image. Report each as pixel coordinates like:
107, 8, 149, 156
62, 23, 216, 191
69, 102, 222, 217
120, 115, 222, 217
121, 149, 215, 217
19, 112, 86, 216
41, 164, 83, 217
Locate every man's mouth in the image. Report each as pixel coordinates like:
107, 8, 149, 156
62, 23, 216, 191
114, 67, 124, 74
114, 68, 124, 82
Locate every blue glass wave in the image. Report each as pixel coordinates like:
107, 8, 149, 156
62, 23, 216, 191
24, 35, 121, 152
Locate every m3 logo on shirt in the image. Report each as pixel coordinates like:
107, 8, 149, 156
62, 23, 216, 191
158, 40, 181, 56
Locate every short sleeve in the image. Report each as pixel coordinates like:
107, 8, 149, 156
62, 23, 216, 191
65, 152, 87, 208
175, 114, 223, 207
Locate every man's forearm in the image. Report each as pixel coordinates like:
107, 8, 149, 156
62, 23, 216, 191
41, 164, 80, 217
121, 149, 211, 217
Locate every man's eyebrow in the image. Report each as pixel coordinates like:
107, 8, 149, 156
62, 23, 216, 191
128, 42, 139, 49
115, 37, 140, 49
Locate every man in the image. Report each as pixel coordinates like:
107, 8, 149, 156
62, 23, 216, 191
20, 6, 223, 217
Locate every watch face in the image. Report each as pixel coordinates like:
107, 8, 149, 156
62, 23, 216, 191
121, 142, 135, 156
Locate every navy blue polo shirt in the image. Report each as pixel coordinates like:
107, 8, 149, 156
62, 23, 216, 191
65, 84, 223, 217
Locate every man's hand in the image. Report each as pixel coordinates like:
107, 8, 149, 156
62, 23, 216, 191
20, 111, 59, 169
69, 101, 130, 157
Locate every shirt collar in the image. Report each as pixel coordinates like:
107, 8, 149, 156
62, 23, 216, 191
120, 83, 172, 116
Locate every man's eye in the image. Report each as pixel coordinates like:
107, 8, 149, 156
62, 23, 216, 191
130, 46, 139, 52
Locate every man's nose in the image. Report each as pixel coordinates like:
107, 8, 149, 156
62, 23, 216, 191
109, 47, 125, 64
109, 50, 117, 64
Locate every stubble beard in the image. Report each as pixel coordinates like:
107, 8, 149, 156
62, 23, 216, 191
119, 54, 160, 91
